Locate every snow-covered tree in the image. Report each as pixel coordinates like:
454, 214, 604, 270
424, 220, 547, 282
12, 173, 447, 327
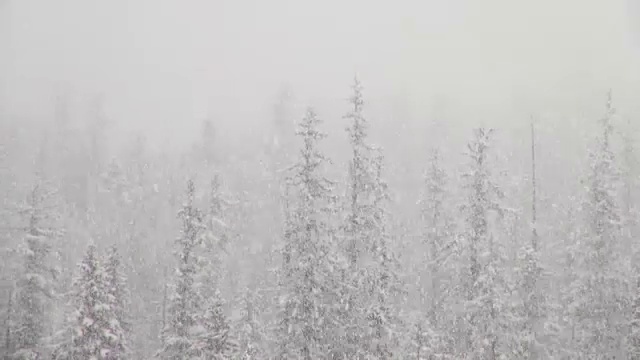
158, 180, 206, 360
203, 175, 233, 284
103, 245, 130, 359
194, 287, 236, 359
66, 244, 125, 360
415, 149, 456, 358
194, 176, 237, 359
339, 77, 404, 358
513, 121, 546, 360
362, 151, 404, 359
631, 288, 640, 358
407, 314, 446, 360
235, 285, 265, 360
338, 77, 379, 359
621, 117, 638, 220
276, 107, 344, 359
459, 128, 512, 359
11, 181, 61, 359
343, 76, 375, 267
569, 91, 630, 358
623, 117, 640, 357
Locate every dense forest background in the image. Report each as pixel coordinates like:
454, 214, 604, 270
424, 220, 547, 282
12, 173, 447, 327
2, 0, 640, 359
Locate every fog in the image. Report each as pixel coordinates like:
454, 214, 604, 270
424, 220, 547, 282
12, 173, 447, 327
2, 1, 640, 359
3, 0, 639, 140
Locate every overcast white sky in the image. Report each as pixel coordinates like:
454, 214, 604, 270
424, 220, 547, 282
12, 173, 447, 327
1, 0, 639, 145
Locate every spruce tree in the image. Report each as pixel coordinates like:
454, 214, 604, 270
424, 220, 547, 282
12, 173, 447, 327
194, 287, 236, 359
416, 149, 455, 358
194, 176, 237, 359
340, 77, 403, 358
624, 117, 640, 357
364, 151, 404, 359
569, 91, 629, 358
276, 107, 343, 359
460, 128, 509, 359
515, 120, 544, 359
158, 180, 206, 359
12, 182, 61, 359
236, 286, 263, 360
340, 77, 378, 359
343, 77, 375, 267
204, 175, 232, 284
103, 245, 130, 359
67, 244, 125, 360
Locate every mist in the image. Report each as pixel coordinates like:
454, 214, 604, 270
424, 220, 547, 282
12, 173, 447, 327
3, 0, 639, 137
2, 1, 640, 359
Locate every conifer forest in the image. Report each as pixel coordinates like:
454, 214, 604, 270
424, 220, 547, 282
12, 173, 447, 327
2, 0, 640, 359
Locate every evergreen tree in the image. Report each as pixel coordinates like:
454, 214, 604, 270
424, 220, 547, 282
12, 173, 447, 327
12, 182, 61, 359
276, 107, 343, 359
157, 180, 206, 359
569, 91, 629, 358
363, 151, 404, 359
236, 286, 263, 360
103, 245, 130, 359
340, 77, 403, 358
194, 288, 236, 359
460, 128, 509, 359
194, 176, 237, 359
623, 117, 640, 357
408, 315, 444, 360
343, 76, 375, 267
67, 244, 125, 360
416, 149, 456, 358
631, 289, 640, 358
204, 175, 232, 284
621, 117, 638, 221
515, 121, 544, 359
340, 77, 378, 359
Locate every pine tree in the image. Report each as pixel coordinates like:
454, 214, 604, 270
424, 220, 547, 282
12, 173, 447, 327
12, 182, 61, 359
276, 107, 343, 359
158, 180, 206, 360
66, 244, 125, 360
103, 245, 130, 359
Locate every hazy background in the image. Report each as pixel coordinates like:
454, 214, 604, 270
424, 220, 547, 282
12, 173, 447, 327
2, 0, 639, 134
1, 0, 640, 205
